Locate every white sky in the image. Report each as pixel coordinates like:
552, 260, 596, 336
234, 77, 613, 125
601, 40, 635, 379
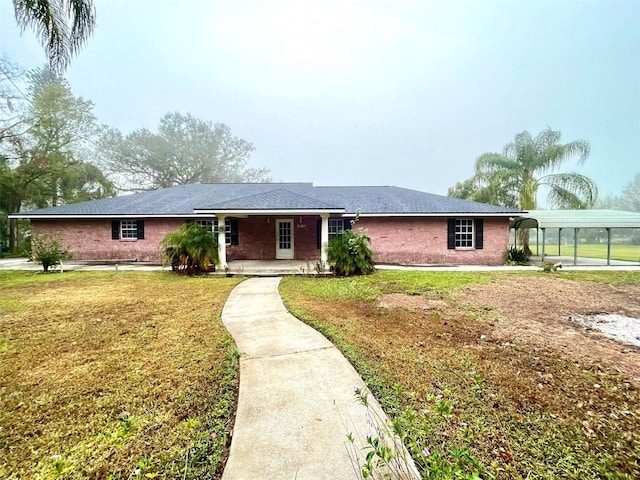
1, 0, 639, 198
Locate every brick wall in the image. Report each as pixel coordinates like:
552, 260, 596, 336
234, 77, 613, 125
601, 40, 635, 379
31, 215, 509, 265
31, 218, 186, 262
357, 217, 509, 265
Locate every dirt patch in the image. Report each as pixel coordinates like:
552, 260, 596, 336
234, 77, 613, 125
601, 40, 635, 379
380, 276, 640, 381
378, 293, 448, 311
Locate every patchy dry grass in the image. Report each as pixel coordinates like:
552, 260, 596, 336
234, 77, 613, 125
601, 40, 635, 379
281, 270, 640, 479
0, 271, 242, 480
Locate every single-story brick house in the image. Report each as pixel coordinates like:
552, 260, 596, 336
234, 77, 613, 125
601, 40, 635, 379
11, 183, 522, 266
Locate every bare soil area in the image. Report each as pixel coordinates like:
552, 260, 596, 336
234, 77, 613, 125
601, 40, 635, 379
379, 276, 640, 382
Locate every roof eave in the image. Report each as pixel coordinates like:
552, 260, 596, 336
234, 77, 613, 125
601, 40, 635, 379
344, 212, 522, 217
9, 213, 196, 219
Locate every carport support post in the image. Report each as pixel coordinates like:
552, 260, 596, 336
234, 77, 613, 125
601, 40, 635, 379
606, 228, 611, 266
558, 227, 562, 256
320, 214, 329, 267
573, 228, 578, 266
217, 215, 227, 268
541, 228, 546, 261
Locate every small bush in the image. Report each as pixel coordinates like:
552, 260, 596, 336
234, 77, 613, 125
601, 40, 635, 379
161, 222, 219, 275
503, 246, 530, 265
327, 229, 375, 276
31, 234, 70, 272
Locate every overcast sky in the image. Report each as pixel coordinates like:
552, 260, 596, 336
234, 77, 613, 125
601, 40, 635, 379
1, 0, 638, 198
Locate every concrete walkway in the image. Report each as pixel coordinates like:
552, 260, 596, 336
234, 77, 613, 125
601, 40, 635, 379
221, 277, 416, 479
1, 257, 638, 273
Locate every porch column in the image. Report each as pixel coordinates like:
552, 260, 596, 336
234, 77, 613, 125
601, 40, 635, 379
217, 215, 227, 267
320, 213, 329, 267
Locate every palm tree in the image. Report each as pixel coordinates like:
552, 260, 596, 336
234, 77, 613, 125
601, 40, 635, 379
12, 0, 96, 73
475, 127, 598, 253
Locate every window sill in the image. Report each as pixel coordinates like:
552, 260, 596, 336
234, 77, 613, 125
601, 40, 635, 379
119, 238, 138, 242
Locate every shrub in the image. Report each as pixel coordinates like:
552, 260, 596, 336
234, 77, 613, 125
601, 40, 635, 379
503, 246, 530, 265
327, 229, 375, 276
161, 222, 219, 275
31, 234, 70, 272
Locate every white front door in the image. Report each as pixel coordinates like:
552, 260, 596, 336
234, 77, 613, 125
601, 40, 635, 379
276, 219, 294, 259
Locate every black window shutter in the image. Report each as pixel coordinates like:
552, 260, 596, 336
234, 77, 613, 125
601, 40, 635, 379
112, 220, 120, 240
136, 220, 145, 240
447, 219, 456, 249
475, 219, 484, 249
230, 219, 239, 245
343, 218, 352, 231
317, 218, 322, 249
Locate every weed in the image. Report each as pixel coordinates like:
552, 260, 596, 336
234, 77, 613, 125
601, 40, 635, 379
346, 387, 420, 480
471, 374, 485, 398
435, 399, 453, 418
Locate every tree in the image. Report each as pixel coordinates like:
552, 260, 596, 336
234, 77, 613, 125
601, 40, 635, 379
619, 174, 640, 212
99, 112, 271, 192
449, 127, 598, 253
447, 177, 518, 208
1, 65, 114, 250
0, 56, 29, 145
596, 174, 640, 212
12, 0, 96, 73
15, 68, 113, 205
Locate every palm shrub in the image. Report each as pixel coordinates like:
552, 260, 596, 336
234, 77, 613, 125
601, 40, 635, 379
161, 222, 219, 275
31, 233, 70, 272
327, 229, 375, 276
503, 246, 530, 265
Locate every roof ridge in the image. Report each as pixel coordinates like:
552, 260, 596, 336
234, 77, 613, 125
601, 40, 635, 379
200, 187, 339, 210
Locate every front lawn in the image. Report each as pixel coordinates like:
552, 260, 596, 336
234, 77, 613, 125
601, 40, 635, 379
281, 271, 640, 479
0, 271, 242, 479
532, 243, 640, 262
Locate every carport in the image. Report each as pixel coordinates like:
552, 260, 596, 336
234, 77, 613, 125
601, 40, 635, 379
511, 210, 640, 265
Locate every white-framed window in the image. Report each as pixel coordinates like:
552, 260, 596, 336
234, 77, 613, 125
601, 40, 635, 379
197, 219, 231, 245
196, 220, 213, 230
455, 219, 474, 248
328, 218, 345, 241
121, 220, 138, 239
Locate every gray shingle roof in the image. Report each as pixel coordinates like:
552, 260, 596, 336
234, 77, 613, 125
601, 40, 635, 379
13, 183, 522, 217
200, 189, 341, 210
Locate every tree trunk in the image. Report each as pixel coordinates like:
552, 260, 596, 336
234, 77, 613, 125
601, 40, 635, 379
9, 218, 18, 251
517, 228, 532, 256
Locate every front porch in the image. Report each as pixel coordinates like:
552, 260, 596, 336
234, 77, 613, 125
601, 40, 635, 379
192, 188, 346, 267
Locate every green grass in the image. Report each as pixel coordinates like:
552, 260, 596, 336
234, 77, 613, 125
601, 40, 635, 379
280, 271, 640, 479
292, 270, 492, 302
0, 271, 243, 479
533, 243, 640, 262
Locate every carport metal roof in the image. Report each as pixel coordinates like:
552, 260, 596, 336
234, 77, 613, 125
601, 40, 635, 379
510, 209, 640, 266
511, 209, 640, 230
